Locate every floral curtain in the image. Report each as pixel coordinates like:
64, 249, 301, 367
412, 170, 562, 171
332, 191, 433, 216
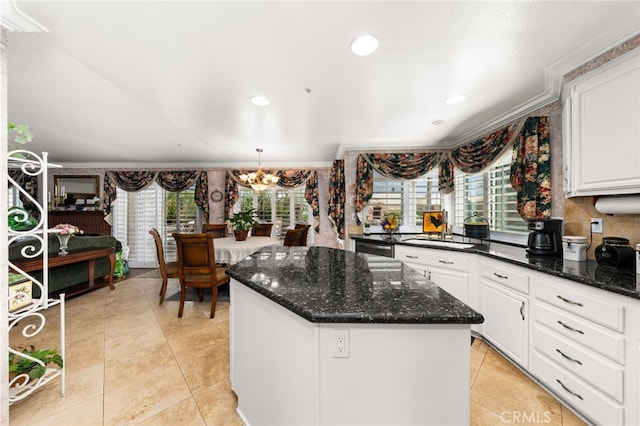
227, 169, 320, 233
510, 116, 551, 219
103, 170, 208, 219
224, 171, 239, 219
438, 118, 525, 193
156, 171, 209, 222
102, 171, 157, 214
328, 160, 345, 242
304, 171, 320, 233
7, 171, 39, 219
354, 153, 442, 223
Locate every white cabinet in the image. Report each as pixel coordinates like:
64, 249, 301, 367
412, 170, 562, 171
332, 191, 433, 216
480, 259, 530, 368
531, 273, 639, 426
394, 245, 472, 308
563, 48, 640, 196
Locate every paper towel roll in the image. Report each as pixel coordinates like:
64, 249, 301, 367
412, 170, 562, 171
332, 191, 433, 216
595, 195, 640, 215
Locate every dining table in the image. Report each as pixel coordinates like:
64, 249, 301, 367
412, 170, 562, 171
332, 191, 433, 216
213, 236, 282, 265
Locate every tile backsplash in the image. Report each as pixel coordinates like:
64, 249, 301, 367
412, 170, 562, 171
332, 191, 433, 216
564, 196, 640, 259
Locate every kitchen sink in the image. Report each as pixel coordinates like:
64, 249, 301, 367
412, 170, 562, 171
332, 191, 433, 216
401, 239, 476, 249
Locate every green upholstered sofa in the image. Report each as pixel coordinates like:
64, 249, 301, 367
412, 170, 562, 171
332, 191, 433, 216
9, 235, 122, 298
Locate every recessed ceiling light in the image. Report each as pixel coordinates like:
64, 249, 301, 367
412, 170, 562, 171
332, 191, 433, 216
250, 96, 270, 106
444, 94, 466, 105
431, 119, 445, 126
350, 34, 379, 56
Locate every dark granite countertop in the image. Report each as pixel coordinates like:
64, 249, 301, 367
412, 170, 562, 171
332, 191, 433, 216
226, 246, 484, 325
352, 234, 640, 300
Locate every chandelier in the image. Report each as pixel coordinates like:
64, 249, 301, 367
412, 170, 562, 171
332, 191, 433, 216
239, 148, 280, 191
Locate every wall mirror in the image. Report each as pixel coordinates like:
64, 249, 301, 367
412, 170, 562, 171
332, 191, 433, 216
54, 175, 100, 207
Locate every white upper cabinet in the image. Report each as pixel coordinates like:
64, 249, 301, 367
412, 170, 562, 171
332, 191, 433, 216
563, 48, 640, 197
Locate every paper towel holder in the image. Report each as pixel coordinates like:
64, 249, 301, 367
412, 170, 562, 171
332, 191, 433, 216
593, 195, 640, 215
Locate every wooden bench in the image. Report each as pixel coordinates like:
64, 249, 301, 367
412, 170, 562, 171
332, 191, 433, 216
12, 247, 116, 296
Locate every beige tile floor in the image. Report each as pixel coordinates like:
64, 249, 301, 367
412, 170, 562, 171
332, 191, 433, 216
9, 270, 588, 425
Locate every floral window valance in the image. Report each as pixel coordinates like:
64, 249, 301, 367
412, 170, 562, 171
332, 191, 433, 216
353, 115, 550, 223
225, 169, 320, 233
103, 170, 209, 221
438, 118, 525, 193
354, 152, 443, 223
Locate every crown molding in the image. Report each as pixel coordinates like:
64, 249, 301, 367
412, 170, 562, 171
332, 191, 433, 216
0, 1, 47, 32
56, 161, 334, 170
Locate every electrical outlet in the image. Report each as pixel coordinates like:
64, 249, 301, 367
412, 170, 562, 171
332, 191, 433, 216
591, 218, 603, 233
333, 329, 349, 358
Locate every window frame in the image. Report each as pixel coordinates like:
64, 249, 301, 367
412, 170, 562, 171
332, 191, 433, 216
235, 186, 313, 241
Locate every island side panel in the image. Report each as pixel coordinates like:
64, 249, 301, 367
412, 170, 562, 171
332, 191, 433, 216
230, 279, 319, 425
318, 323, 471, 426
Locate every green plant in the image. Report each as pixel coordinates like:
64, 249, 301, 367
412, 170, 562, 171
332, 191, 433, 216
8, 122, 33, 145
224, 208, 257, 232
9, 346, 63, 381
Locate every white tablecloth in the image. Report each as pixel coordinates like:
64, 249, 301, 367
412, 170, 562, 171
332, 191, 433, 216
214, 236, 282, 265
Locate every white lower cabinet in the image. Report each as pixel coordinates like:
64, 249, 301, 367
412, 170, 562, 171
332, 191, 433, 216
531, 273, 639, 426
480, 259, 530, 369
388, 242, 640, 425
394, 245, 473, 308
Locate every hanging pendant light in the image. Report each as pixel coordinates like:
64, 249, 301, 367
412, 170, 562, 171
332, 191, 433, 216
239, 148, 280, 191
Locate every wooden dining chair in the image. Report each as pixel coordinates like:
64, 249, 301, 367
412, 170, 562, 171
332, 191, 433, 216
149, 228, 179, 305
172, 232, 230, 319
202, 223, 227, 239
251, 222, 273, 237
283, 227, 307, 247
294, 223, 311, 243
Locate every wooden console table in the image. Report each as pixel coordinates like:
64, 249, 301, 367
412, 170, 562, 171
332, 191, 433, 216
12, 247, 116, 292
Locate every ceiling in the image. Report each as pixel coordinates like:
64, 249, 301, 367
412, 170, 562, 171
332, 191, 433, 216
4, 1, 640, 167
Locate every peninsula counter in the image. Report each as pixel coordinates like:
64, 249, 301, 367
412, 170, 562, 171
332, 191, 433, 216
226, 246, 483, 426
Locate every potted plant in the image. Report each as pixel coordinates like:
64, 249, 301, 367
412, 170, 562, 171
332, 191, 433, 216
9, 346, 63, 387
224, 209, 257, 241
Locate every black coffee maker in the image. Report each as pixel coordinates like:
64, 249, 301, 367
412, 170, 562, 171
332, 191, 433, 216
527, 218, 563, 257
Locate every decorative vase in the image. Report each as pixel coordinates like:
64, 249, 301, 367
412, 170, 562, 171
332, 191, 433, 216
383, 227, 397, 240
234, 230, 249, 241
57, 233, 71, 256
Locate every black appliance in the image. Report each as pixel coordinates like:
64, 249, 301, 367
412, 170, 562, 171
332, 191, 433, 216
595, 237, 636, 269
355, 239, 394, 258
526, 218, 563, 257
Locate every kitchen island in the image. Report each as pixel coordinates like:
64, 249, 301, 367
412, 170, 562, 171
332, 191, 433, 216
225, 246, 484, 426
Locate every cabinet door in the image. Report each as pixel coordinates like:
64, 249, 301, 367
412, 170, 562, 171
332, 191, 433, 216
482, 279, 529, 368
566, 49, 640, 196
428, 268, 469, 306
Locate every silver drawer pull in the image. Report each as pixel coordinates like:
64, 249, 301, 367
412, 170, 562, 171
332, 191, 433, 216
556, 295, 583, 307
556, 379, 584, 400
438, 260, 454, 264
557, 320, 584, 335
493, 272, 508, 280
555, 349, 583, 365
405, 255, 419, 259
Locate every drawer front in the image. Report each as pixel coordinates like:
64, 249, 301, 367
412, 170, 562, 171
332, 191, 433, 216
534, 323, 624, 402
481, 261, 529, 294
533, 350, 624, 426
422, 251, 469, 272
536, 279, 624, 332
395, 246, 469, 272
536, 302, 625, 364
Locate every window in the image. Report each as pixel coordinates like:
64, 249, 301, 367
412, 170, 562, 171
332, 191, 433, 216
453, 152, 526, 234
236, 187, 312, 240
365, 151, 526, 239
113, 182, 200, 267
366, 169, 441, 231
